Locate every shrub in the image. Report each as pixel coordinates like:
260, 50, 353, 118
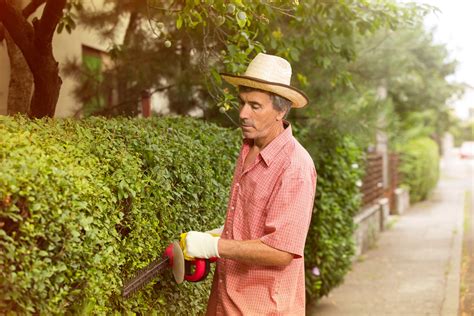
0, 116, 240, 314
0, 116, 364, 313
296, 127, 365, 301
398, 137, 440, 202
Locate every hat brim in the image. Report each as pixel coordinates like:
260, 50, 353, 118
220, 73, 309, 108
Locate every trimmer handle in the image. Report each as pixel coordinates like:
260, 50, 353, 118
184, 257, 218, 282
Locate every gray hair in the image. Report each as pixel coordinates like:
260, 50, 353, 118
238, 86, 292, 117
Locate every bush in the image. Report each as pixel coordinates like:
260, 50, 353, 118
296, 127, 364, 301
0, 116, 240, 314
1, 116, 364, 313
398, 137, 439, 202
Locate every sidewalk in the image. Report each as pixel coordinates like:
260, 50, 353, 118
309, 153, 473, 316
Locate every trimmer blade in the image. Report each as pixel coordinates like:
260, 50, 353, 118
122, 256, 170, 298
171, 241, 185, 284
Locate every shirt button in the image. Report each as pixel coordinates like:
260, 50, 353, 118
219, 279, 223, 283
231, 206, 235, 210
236, 183, 240, 187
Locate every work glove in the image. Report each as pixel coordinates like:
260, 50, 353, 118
181, 231, 220, 259
205, 225, 224, 236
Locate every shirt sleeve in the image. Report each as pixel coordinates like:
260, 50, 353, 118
260, 166, 317, 258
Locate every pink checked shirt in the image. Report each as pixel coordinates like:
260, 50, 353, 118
207, 123, 317, 315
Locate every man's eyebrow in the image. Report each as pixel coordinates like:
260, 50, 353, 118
237, 94, 262, 106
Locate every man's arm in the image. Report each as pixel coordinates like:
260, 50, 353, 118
183, 231, 293, 267
218, 238, 293, 266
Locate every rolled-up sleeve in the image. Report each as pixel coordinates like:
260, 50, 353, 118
260, 166, 317, 257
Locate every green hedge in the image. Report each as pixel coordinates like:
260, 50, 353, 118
0, 116, 364, 313
0, 116, 240, 314
297, 127, 364, 301
398, 137, 440, 203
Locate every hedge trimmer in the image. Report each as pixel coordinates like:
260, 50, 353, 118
122, 234, 217, 298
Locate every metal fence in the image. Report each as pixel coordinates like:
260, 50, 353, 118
360, 153, 384, 207
360, 152, 400, 211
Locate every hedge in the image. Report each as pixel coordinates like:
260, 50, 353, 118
0, 116, 240, 314
398, 137, 440, 203
297, 126, 364, 301
0, 116, 364, 313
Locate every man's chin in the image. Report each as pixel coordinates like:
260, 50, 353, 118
241, 130, 254, 139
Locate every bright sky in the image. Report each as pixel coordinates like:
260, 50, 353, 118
408, 0, 474, 120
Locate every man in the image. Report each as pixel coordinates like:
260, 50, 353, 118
184, 53, 317, 315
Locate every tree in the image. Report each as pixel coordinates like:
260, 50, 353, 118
0, 0, 67, 118
64, 0, 263, 117
0, 0, 39, 115
349, 24, 464, 148
65, 0, 425, 123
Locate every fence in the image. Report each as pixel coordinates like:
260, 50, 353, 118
360, 152, 400, 210
384, 153, 400, 211
360, 153, 384, 207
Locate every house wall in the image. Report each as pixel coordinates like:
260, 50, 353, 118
52, 24, 114, 117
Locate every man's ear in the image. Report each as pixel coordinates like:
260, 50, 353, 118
276, 110, 286, 121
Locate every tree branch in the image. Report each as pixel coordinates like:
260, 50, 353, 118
35, 0, 66, 47
123, 11, 138, 46
0, 23, 4, 42
0, 0, 35, 61
22, 0, 46, 18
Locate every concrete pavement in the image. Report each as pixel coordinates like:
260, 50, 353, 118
309, 151, 474, 316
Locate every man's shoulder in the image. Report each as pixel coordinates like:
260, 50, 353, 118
285, 137, 315, 175
289, 136, 314, 163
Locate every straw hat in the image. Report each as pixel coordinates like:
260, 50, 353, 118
220, 53, 309, 108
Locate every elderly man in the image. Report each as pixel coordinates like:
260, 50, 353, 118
184, 53, 317, 315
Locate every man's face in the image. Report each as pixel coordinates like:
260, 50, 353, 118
238, 90, 285, 142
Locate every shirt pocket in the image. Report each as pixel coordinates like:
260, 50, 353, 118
240, 172, 272, 210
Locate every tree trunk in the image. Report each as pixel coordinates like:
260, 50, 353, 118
29, 55, 62, 117
0, 0, 66, 118
1, 0, 33, 115
5, 24, 33, 114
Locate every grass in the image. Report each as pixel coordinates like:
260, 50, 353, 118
459, 190, 472, 311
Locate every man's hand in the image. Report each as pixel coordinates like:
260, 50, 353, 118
205, 225, 224, 236
183, 231, 220, 259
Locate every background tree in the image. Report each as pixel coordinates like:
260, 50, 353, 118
0, 0, 34, 115
64, 0, 249, 117
65, 0, 426, 125
349, 24, 464, 149
0, 0, 76, 118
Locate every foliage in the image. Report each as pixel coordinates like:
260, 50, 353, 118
64, 0, 425, 122
350, 24, 464, 148
295, 126, 365, 301
450, 119, 474, 147
0, 116, 240, 314
397, 137, 440, 203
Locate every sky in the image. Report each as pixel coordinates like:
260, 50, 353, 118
408, 0, 474, 120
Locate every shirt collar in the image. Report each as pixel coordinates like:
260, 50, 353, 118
258, 121, 293, 167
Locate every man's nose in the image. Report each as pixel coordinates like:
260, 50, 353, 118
239, 104, 250, 121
